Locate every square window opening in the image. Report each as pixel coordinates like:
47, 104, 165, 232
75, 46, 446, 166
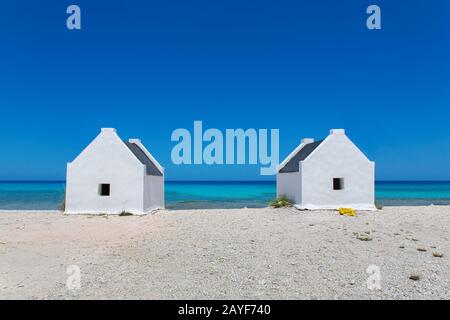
333, 178, 344, 190
99, 184, 110, 196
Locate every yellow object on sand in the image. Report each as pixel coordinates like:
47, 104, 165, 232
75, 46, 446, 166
339, 208, 356, 216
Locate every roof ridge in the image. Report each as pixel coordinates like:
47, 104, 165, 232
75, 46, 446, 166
124, 141, 163, 176
278, 139, 324, 173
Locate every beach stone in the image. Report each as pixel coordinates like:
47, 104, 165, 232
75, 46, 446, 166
417, 248, 427, 252
409, 274, 421, 281
356, 233, 372, 241
432, 252, 443, 258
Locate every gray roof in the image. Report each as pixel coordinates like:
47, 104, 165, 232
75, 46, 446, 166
125, 142, 163, 176
279, 140, 324, 173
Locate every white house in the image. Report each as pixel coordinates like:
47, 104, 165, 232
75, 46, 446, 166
65, 128, 164, 215
277, 129, 375, 210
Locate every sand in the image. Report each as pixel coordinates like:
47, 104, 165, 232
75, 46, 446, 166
0, 206, 449, 300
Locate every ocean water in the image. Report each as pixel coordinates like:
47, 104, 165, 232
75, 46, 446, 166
0, 181, 450, 211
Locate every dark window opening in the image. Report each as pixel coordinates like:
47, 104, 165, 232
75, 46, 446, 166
99, 184, 110, 196
333, 178, 344, 190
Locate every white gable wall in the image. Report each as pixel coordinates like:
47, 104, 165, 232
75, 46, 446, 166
299, 131, 375, 210
129, 138, 165, 212
276, 171, 301, 204
144, 175, 164, 211
66, 128, 147, 214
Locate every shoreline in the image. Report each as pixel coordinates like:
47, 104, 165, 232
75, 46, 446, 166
2, 180, 450, 211
0, 203, 450, 214
0, 205, 449, 299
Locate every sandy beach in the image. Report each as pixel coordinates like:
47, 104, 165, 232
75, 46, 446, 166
0, 206, 449, 300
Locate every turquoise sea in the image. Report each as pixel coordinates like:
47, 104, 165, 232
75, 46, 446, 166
1, 181, 450, 210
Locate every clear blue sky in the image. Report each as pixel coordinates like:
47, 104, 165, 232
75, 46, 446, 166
0, 1, 449, 181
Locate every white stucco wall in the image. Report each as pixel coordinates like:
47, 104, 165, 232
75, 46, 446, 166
276, 171, 301, 204
144, 175, 164, 211
65, 128, 152, 215
277, 129, 375, 211
299, 130, 375, 210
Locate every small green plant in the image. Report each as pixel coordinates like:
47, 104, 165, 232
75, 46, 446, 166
269, 195, 293, 208
60, 192, 66, 211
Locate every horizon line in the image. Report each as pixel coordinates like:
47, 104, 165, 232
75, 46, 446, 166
1, 180, 450, 183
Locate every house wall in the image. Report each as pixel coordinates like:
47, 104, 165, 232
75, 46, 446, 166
144, 175, 165, 212
300, 131, 375, 210
276, 171, 301, 204
65, 128, 146, 214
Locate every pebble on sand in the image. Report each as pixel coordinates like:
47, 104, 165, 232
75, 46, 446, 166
356, 233, 372, 241
432, 252, 443, 258
409, 274, 421, 281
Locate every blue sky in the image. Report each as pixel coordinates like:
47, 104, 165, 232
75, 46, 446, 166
0, 1, 449, 181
